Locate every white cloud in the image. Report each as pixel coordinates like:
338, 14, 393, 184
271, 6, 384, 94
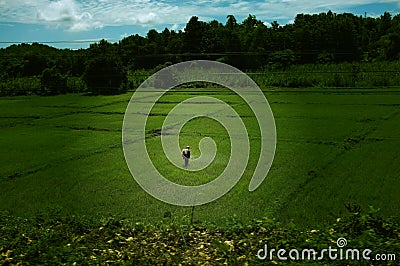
0, 0, 399, 32
254, 0, 398, 18
120, 32, 129, 38
35, 0, 103, 31
263, 21, 271, 27
171, 23, 180, 31
136, 12, 158, 25
36, 0, 78, 23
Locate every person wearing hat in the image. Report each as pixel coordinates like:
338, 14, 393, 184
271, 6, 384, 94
182, 146, 190, 168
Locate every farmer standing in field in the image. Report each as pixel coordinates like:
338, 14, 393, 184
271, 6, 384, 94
182, 146, 190, 168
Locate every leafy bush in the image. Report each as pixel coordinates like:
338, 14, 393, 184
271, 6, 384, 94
269, 49, 297, 70
0, 77, 41, 96
66, 77, 87, 93
1, 207, 398, 265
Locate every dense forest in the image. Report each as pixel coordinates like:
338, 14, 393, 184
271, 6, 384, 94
1, 11, 400, 95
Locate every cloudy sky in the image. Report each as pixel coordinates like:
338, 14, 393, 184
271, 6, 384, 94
0, 0, 399, 49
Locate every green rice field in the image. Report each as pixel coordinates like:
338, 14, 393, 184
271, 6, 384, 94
1, 87, 399, 227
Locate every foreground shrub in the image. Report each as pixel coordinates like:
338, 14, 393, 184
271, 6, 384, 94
0, 207, 398, 265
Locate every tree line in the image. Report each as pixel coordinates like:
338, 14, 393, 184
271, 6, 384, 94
0, 11, 399, 95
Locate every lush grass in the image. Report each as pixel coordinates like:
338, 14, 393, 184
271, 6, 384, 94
0, 88, 399, 228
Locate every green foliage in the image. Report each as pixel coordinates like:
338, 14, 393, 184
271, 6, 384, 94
66, 76, 87, 93
0, 77, 41, 96
184, 16, 207, 53
252, 60, 400, 88
269, 49, 297, 70
0, 209, 398, 265
40, 67, 68, 95
81, 39, 128, 95
128, 68, 151, 90
83, 55, 127, 95
1, 12, 400, 96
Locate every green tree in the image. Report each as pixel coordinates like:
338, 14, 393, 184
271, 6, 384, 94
83, 55, 127, 95
40, 67, 67, 95
226, 15, 237, 30
202, 20, 225, 53
83, 39, 127, 94
184, 16, 206, 53
269, 49, 296, 70
22, 52, 48, 77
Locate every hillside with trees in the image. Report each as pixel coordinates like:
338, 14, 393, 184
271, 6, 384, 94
0, 11, 399, 95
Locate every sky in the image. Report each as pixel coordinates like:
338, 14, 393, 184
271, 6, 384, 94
0, 0, 399, 49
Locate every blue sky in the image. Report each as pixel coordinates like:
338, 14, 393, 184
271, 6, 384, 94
0, 0, 399, 49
